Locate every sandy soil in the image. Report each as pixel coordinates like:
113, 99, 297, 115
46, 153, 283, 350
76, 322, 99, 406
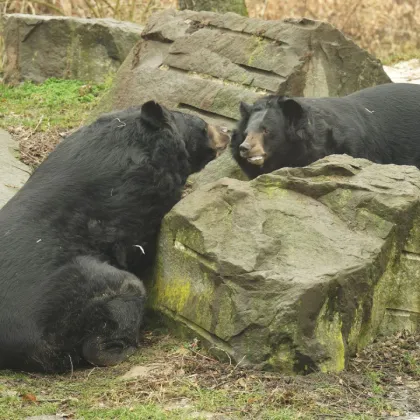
383, 59, 420, 84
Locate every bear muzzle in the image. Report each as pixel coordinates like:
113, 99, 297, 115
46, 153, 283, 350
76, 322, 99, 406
208, 125, 230, 157
239, 132, 266, 166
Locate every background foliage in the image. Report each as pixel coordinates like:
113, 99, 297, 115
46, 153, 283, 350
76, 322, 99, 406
0, 0, 419, 64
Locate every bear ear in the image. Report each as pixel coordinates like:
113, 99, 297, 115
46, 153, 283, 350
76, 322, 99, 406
239, 102, 252, 119
140, 101, 165, 128
282, 99, 304, 125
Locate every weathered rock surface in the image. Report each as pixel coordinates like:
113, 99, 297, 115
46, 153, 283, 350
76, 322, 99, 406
0, 129, 30, 208
148, 155, 420, 373
2, 14, 143, 84
94, 8, 390, 128
187, 150, 249, 192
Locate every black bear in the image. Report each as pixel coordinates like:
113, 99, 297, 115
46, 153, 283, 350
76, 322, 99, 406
231, 82, 420, 179
0, 101, 229, 373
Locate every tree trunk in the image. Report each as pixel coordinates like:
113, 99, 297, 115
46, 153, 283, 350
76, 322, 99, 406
178, 0, 248, 16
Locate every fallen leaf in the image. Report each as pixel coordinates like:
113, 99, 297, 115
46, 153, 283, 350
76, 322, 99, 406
237, 378, 247, 388
119, 363, 174, 380
174, 346, 190, 356
21, 393, 37, 402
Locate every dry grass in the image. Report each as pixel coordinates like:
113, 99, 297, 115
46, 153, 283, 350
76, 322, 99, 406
246, 0, 420, 63
7, 125, 73, 167
0, 0, 419, 63
0, 0, 176, 22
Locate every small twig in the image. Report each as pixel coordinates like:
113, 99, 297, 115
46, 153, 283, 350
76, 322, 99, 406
260, 0, 269, 19
83, 0, 100, 18
28, 115, 44, 139
100, 0, 116, 13
114, 0, 120, 18
187, 347, 219, 363
11, 164, 32, 175
134, 245, 145, 254
233, 355, 246, 371
68, 354, 74, 379
86, 367, 97, 381
114, 117, 126, 128
0, 0, 66, 15
141, 0, 155, 21
208, 345, 232, 365
341, 0, 363, 31
36, 398, 68, 403
1, 0, 10, 14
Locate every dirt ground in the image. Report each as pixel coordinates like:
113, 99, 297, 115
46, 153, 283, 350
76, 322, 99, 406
0, 328, 419, 419
383, 60, 420, 85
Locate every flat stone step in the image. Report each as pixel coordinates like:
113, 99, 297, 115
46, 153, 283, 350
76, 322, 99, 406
0, 129, 30, 208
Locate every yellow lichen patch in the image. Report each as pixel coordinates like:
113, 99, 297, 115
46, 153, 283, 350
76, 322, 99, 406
175, 226, 206, 256
247, 36, 265, 67
359, 242, 399, 345
347, 302, 364, 354
214, 289, 235, 339
256, 185, 291, 200
191, 273, 218, 332
320, 188, 354, 212
266, 344, 296, 374
151, 233, 219, 332
314, 300, 346, 373
155, 276, 191, 314
378, 253, 420, 335
253, 179, 292, 199
404, 211, 420, 254
355, 208, 394, 239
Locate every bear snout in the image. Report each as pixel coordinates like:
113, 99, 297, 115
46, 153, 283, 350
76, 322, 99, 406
239, 133, 267, 166
239, 141, 251, 156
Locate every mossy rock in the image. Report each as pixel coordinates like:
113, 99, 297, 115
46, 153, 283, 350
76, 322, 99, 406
91, 9, 390, 125
2, 14, 143, 84
146, 155, 420, 373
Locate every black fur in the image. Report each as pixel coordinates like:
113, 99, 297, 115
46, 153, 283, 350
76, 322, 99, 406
0, 101, 221, 372
231, 83, 420, 179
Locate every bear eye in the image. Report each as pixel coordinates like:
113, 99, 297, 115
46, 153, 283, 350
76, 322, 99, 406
262, 127, 270, 134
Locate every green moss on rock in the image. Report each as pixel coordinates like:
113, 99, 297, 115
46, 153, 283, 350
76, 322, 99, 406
315, 301, 346, 373
148, 155, 420, 374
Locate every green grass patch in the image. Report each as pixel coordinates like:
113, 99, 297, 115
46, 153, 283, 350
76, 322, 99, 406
0, 77, 112, 131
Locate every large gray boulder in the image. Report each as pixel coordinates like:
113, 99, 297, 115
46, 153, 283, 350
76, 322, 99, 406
94, 8, 390, 126
1, 14, 143, 84
148, 155, 420, 373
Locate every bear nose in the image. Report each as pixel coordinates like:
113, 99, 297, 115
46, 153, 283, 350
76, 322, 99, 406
239, 142, 251, 152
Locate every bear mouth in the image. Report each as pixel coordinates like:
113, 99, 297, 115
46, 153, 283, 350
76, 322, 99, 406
246, 155, 265, 166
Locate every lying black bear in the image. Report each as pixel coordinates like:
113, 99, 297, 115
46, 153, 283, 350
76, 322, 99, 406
231, 82, 420, 179
0, 101, 229, 373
